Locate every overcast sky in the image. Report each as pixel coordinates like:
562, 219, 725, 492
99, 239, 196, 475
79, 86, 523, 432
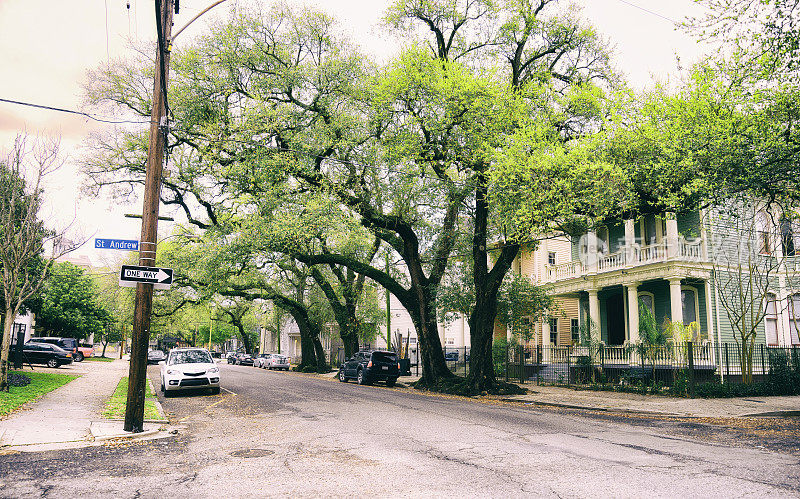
0, 0, 708, 264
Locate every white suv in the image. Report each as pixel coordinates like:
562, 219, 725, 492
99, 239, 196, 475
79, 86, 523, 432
160, 348, 221, 396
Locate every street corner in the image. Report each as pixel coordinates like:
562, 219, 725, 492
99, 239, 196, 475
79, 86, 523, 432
90, 420, 179, 442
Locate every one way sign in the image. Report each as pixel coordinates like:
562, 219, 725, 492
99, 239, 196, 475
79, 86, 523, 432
119, 265, 174, 290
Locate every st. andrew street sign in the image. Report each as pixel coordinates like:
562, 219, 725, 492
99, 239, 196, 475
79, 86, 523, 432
119, 265, 173, 290
95, 238, 139, 251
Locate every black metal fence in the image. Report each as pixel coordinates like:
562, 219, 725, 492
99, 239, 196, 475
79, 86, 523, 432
497, 342, 800, 390
335, 342, 800, 390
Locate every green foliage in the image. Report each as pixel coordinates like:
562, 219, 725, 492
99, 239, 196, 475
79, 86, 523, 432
496, 272, 552, 342
638, 301, 666, 347
0, 370, 77, 417
34, 262, 112, 340
102, 376, 161, 420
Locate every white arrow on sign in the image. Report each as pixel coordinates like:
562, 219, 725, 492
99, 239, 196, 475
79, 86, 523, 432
155, 269, 170, 282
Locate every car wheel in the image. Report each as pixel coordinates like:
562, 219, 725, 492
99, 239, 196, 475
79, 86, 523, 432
210, 387, 220, 395
386, 378, 397, 387
338, 369, 347, 382
74, 352, 84, 362
47, 358, 59, 368
357, 369, 369, 385
163, 389, 173, 398
161, 379, 166, 393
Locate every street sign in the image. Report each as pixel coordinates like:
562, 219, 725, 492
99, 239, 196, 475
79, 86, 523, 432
96, 238, 139, 251
119, 265, 173, 290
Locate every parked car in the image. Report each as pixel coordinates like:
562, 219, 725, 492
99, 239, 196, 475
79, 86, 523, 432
266, 354, 290, 371
37, 337, 82, 361
338, 350, 400, 386
78, 343, 95, 360
159, 347, 220, 396
147, 350, 167, 364
254, 353, 271, 368
235, 353, 254, 366
12, 342, 73, 368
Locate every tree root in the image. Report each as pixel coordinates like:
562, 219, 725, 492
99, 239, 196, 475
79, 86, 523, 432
412, 376, 527, 396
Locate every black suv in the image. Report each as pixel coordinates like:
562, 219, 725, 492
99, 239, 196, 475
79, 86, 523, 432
338, 350, 400, 386
37, 337, 81, 361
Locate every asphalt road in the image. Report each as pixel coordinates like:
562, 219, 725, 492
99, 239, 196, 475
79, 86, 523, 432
1, 362, 799, 498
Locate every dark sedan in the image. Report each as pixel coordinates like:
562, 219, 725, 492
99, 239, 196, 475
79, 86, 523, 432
338, 350, 400, 386
147, 350, 167, 364
12, 342, 73, 368
235, 353, 254, 366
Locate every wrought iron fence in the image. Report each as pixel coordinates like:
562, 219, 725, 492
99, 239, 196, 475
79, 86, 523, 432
336, 342, 800, 390
496, 342, 800, 390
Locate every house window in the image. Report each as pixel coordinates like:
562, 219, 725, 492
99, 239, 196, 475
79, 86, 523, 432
681, 288, 698, 325
765, 293, 779, 346
781, 217, 796, 256
757, 211, 772, 255
571, 318, 579, 343
638, 293, 655, 315
790, 294, 800, 345
548, 251, 556, 265
644, 215, 657, 245
549, 318, 558, 345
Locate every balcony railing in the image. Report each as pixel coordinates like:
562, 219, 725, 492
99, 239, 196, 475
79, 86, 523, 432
544, 238, 707, 282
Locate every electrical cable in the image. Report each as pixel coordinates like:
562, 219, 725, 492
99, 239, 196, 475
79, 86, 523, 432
614, 0, 679, 25
154, 0, 171, 120
0, 97, 152, 125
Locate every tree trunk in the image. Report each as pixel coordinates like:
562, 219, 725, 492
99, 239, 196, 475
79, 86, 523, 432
409, 287, 453, 388
1, 307, 17, 392
466, 174, 519, 393
292, 311, 328, 373
340, 325, 360, 359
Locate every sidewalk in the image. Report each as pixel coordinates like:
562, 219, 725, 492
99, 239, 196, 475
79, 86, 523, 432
0, 359, 164, 452
391, 373, 799, 418
502, 385, 800, 418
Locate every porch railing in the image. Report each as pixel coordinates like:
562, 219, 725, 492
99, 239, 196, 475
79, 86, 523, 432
544, 238, 708, 283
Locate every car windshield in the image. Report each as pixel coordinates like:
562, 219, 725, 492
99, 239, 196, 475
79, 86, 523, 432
169, 350, 212, 365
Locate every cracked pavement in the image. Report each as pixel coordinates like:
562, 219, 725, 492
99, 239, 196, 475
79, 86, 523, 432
1, 363, 799, 497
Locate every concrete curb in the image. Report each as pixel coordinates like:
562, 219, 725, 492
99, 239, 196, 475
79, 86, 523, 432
741, 410, 800, 418
90, 421, 162, 442
147, 377, 169, 422
500, 398, 684, 417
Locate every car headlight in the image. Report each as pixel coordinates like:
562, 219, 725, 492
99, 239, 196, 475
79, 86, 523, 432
166, 369, 180, 375
208, 367, 219, 373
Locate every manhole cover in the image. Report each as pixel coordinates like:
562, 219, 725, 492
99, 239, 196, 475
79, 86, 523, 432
230, 448, 275, 458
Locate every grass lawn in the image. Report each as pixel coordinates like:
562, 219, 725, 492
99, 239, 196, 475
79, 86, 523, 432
0, 371, 79, 417
102, 377, 162, 421
84, 356, 116, 362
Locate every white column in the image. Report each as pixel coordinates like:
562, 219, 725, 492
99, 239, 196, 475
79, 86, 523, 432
669, 278, 683, 324
704, 280, 714, 343
626, 282, 640, 344
586, 230, 599, 273
588, 290, 601, 344
624, 219, 636, 264
541, 319, 551, 362
666, 215, 680, 259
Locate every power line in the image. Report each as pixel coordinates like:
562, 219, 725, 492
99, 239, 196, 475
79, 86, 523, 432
614, 0, 679, 25
0, 97, 152, 125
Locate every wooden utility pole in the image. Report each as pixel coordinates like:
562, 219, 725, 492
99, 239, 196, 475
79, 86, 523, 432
124, 0, 174, 433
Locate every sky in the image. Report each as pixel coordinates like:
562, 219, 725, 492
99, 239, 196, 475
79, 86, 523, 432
0, 0, 709, 266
